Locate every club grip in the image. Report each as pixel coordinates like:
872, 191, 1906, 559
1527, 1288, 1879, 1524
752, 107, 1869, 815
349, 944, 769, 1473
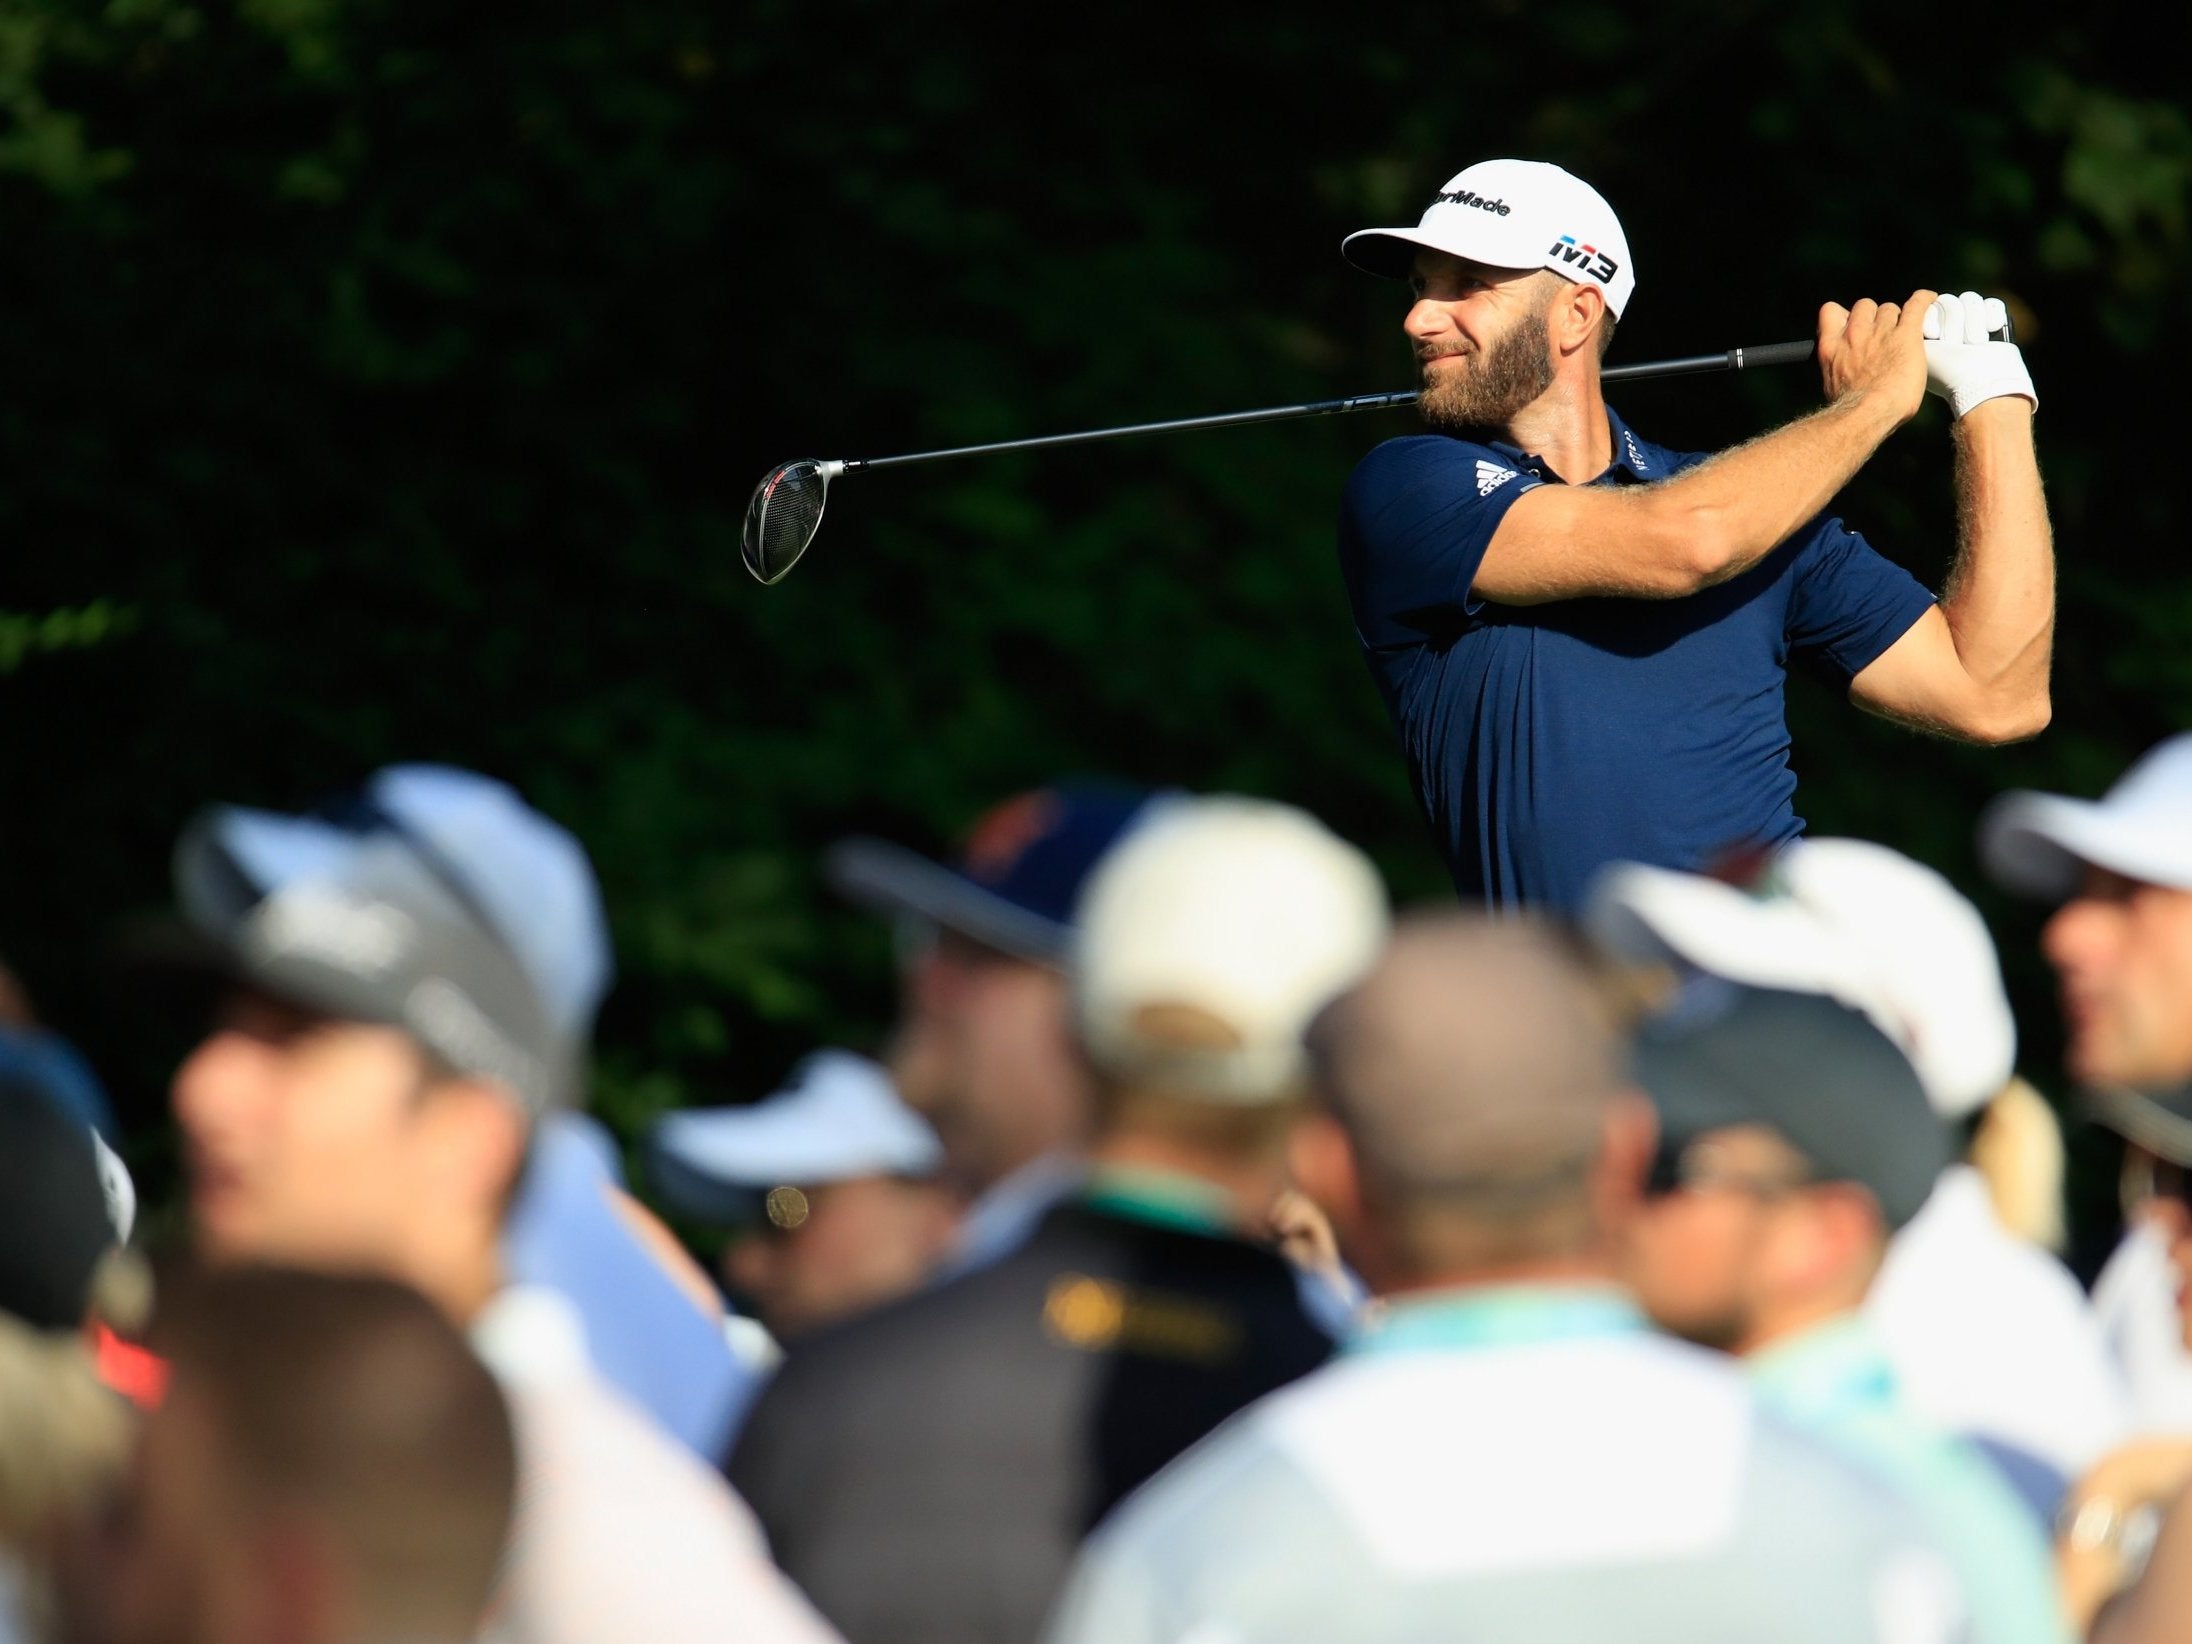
1733, 340, 1817, 370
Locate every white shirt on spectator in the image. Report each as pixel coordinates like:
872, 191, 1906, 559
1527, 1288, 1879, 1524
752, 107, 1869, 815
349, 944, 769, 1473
1869, 1165, 2130, 1486
2091, 1221, 2192, 1435
471, 1286, 842, 1644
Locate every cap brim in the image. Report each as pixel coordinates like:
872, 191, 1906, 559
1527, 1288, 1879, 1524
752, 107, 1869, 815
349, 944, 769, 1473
2084, 1084, 2192, 1167
1977, 791, 2192, 900
1585, 864, 1857, 997
1341, 225, 1541, 282
823, 837, 1070, 963
650, 1101, 938, 1206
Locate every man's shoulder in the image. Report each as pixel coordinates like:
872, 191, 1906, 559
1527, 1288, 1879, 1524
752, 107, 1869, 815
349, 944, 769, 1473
1347, 434, 1502, 490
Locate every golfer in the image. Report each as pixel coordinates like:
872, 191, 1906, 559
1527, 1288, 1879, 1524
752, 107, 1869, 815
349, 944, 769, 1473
1338, 158, 2052, 910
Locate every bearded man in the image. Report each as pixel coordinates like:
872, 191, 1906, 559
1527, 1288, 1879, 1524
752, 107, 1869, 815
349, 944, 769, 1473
1336, 159, 2053, 911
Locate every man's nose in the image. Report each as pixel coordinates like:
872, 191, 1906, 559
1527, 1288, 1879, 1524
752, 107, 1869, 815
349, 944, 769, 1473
171, 1029, 268, 1133
1403, 298, 1451, 342
2042, 896, 2115, 979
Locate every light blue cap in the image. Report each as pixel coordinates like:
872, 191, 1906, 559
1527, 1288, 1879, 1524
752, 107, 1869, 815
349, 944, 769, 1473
649, 1051, 944, 1221
183, 763, 612, 1040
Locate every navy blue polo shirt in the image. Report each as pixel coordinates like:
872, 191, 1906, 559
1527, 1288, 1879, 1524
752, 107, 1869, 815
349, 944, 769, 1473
1337, 407, 1935, 912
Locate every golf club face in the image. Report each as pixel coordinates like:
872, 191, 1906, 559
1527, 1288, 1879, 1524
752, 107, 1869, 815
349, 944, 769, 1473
742, 459, 831, 584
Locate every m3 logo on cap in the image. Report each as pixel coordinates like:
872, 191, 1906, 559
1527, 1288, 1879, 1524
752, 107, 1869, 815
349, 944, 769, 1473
1437, 188, 1511, 216
1550, 235, 1620, 283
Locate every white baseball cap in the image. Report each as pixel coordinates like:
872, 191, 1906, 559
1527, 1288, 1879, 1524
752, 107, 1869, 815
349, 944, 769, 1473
1342, 158, 1636, 321
1585, 839, 2015, 1119
1072, 796, 1389, 1105
1982, 735, 2192, 900
646, 1051, 943, 1221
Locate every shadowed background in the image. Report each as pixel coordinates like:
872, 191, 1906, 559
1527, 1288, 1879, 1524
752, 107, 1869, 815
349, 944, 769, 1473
3, 0, 2184, 1273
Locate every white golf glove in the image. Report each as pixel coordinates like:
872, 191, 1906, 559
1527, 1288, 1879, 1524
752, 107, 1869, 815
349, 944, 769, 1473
1922, 290, 2035, 419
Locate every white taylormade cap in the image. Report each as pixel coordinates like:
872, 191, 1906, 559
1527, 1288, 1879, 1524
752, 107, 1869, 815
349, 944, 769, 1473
1982, 734, 2192, 901
1074, 796, 1389, 1105
1342, 158, 1636, 320
1585, 839, 2015, 1120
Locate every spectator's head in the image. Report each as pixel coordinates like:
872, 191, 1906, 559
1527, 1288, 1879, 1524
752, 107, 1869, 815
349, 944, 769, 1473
1983, 735, 2192, 1090
1587, 838, 2017, 1122
2, 1069, 141, 1600
648, 1051, 959, 1338
1072, 796, 1387, 1207
1297, 913, 1638, 1294
1622, 982, 1949, 1356
826, 783, 1168, 1192
165, 767, 603, 1315
73, 1266, 515, 1644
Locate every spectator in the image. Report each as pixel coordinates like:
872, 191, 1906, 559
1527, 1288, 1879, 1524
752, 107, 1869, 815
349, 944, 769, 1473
162, 777, 841, 1644
734, 796, 1382, 1644
192, 766, 748, 1461
651, 1049, 960, 1344
1981, 733, 2192, 1432
63, 1266, 515, 1644
1051, 916, 1968, 1644
2, 1072, 143, 1644
825, 782, 1172, 1270
1587, 840, 2129, 1510
1622, 981, 2066, 1644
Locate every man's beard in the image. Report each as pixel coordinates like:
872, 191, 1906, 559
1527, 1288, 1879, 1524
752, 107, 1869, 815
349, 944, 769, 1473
1417, 311, 1556, 436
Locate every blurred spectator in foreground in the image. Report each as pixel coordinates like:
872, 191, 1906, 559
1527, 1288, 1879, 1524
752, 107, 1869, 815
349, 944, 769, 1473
1623, 982, 2066, 1644
648, 1050, 959, 1440
1587, 840, 2128, 1512
62, 1266, 513, 1644
825, 783, 1170, 1270
1051, 917, 1969, 1644
1982, 734, 2192, 1432
162, 776, 842, 1644
3, 1072, 147, 1644
145, 765, 746, 1460
0, 958, 119, 1140
652, 1049, 960, 1339
735, 796, 1383, 1644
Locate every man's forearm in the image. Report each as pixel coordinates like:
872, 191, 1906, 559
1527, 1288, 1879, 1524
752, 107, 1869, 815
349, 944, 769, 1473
1941, 400, 2053, 708
1642, 388, 1910, 587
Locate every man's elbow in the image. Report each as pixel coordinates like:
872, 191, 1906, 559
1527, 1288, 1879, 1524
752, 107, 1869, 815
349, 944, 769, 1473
1653, 514, 1739, 596
1957, 691, 2052, 745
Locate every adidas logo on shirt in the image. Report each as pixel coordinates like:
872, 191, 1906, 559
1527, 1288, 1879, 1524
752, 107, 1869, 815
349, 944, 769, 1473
1476, 460, 1521, 497
1623, 429, 1649, 474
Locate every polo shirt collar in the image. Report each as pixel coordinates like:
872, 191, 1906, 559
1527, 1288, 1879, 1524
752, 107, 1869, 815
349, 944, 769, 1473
1345, 1281, 1642, 1357
1486, 405, 1662, 486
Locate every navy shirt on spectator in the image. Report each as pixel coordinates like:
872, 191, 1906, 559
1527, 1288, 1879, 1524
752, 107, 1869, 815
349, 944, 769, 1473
1338, 407, 1936, 911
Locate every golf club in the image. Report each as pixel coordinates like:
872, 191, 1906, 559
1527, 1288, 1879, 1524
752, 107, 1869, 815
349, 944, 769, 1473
743, 338, 1820, 585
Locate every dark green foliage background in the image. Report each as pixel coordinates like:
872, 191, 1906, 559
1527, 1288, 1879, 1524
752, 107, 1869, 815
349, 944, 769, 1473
4, 0, 2186, 1270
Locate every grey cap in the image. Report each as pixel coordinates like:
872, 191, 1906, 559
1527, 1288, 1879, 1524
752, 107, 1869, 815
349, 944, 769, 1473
1629, 981, 1950, 1230
175, 818, 574, 1117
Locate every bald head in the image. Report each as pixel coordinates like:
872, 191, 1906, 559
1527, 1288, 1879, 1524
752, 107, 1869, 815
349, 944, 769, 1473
1306, 914, 1628, 1274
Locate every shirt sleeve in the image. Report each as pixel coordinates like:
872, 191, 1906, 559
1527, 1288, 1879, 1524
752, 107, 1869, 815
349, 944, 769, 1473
1783, 516, 1937, 689
1337, 437, 1543, 649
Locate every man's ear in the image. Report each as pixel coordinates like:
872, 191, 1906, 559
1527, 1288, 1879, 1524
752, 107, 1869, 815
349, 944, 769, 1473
1287, 1110, 1365, 1248
1554, 278, 1606, 360
1592, 1092, 1658, 1239
419, 1080, 529, 1214
1772, 1183, 1887, 1304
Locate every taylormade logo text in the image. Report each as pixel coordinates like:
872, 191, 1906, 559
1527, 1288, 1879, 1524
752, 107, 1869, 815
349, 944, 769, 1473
1437, 189, 1510, 216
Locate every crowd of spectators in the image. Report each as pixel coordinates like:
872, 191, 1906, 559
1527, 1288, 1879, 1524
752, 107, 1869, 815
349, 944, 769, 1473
11, 738, 2192, 1642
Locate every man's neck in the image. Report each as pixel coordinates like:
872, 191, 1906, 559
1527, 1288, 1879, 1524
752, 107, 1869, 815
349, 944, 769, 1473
1496, 370, 1612, 485
1734, 1291, 1867, 1359
1380, 1254, 1616, 1301
1085, 1133, 1283, 1232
